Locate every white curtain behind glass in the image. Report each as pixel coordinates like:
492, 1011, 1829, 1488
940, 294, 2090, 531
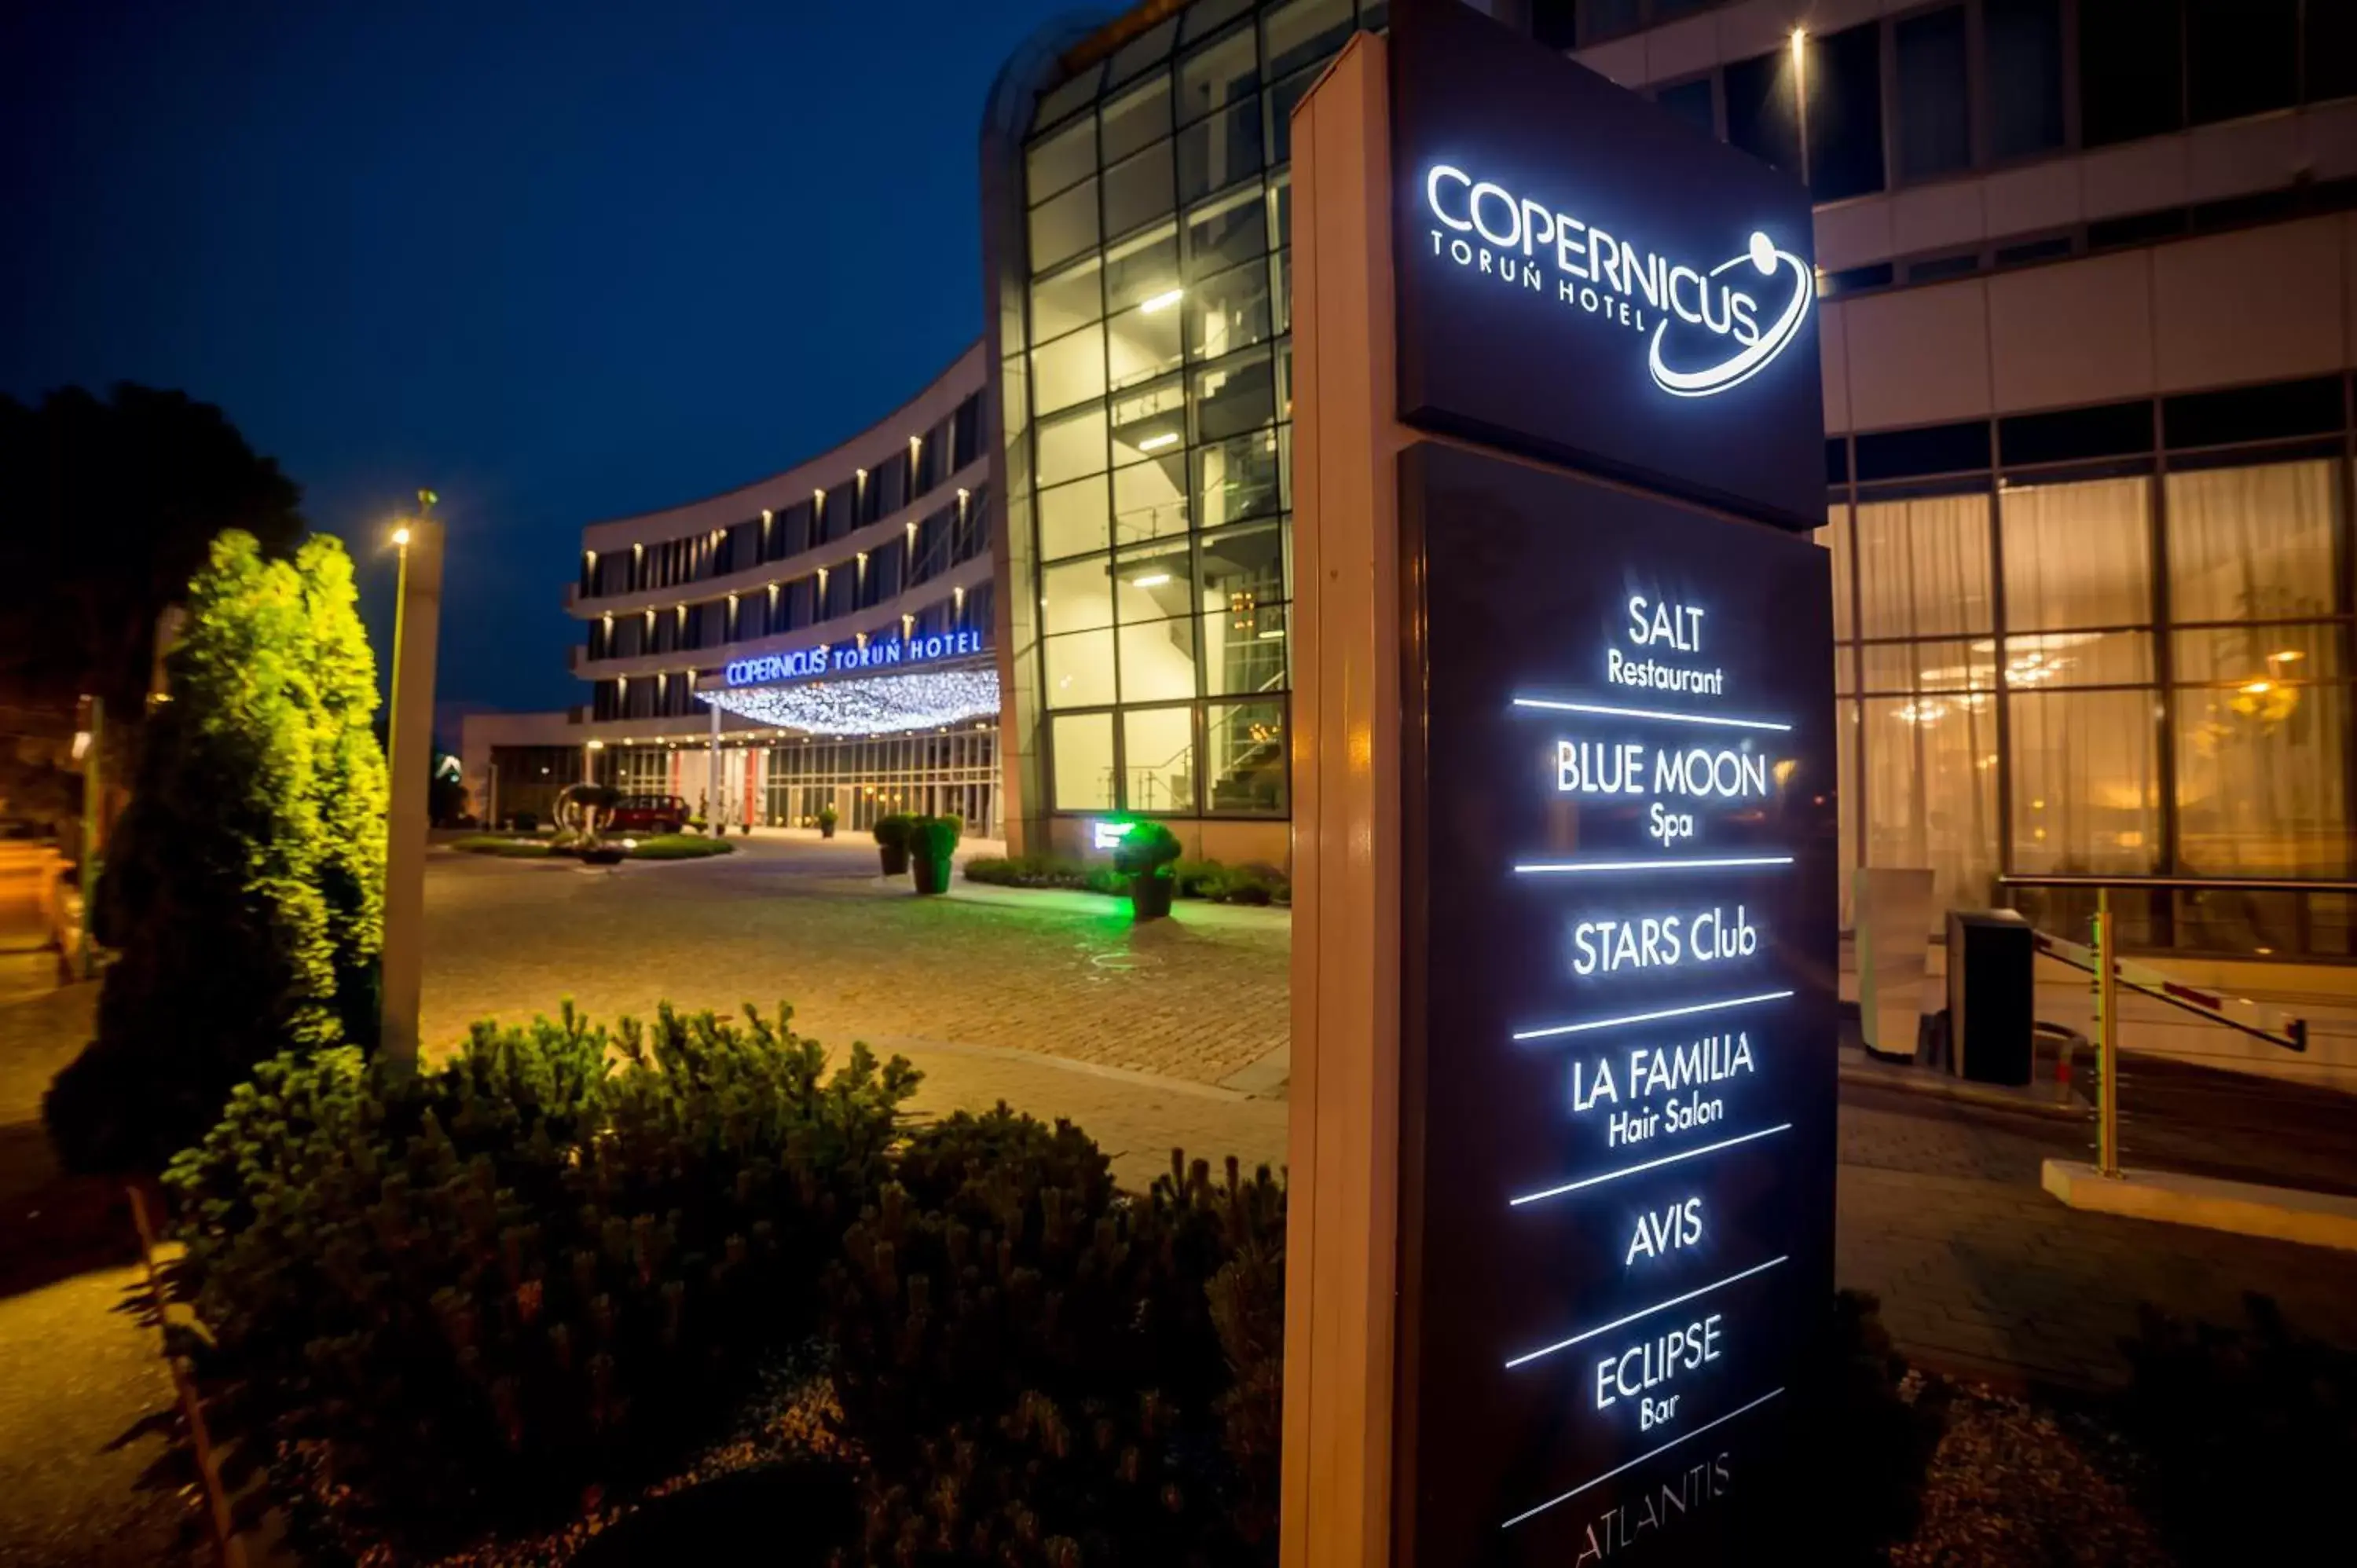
1855, 494, 1992, 639
2000, 475, 2150, 629
2166, 460, 2336, 623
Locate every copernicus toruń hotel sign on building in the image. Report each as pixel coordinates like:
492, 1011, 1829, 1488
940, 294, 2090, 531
473, 0, 2357, 982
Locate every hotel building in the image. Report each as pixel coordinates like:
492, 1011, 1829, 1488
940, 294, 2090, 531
464, 345, 999, 834
983, 0, 2357, 958
473, 0, 2357, 962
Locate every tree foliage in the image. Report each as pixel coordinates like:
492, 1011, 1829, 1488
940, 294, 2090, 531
45, 529, 389, 1171
0, 384, 305, 840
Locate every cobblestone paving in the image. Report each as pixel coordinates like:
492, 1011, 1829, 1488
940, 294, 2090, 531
420, 840, 1290, 1086
423, 839, 2357, 1390
1837, 1084, 2357, 1388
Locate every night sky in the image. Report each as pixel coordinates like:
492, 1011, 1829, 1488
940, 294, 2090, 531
2, 0, 1091, 719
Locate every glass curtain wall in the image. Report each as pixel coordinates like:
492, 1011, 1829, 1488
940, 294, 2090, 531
1826, 428, 2355, 958
1014, 0, 1381, 820
763, 730, 1000, 836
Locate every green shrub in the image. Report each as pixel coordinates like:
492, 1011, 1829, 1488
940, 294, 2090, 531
816, 804, 839, 830
1172, 858, 1226, 898
963, 854, 1098, 892
1083, 863, 1129, 897
166, 1003, 918, 1555
908, 815, 960, 861
1211, 862, 1289, 907
1113, 822, 1183, 880
47, 532, 390, 1173
824, 1120, 1287, 1562
872, 813, 915, 850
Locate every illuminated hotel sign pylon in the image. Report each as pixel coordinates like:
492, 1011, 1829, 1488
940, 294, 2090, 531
1281, 5, 1834, 1566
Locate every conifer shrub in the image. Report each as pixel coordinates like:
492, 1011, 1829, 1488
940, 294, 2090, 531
824, 1117, 1288, 1563
166, 1002, 918, 1554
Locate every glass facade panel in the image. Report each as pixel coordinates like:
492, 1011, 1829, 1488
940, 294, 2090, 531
1045, 629, 1117, 709
1027, 115, 1095, 200
1207, 699, 1287, 815
1186, 258, 1273, 360
1186, 182, 1267, 277
1855, 493, 1992, 639
1194, 430, 1282, 529
2000, 475, 2152, 630
1105, 222, 1182, 311
1040, 555, 1113, 636
1113, 540, 1195, 622
1263, 0, 1354, 80
1032, 324, 1106, 415
1103, 141, 1178, 236
1178, 100, 1263, 202
1204, 603, 1288, 695
1108, 296, 1183, 388
1193, 348, 1274, 443
1051, 713, 1117, 810
1038, 474, 1110, 559
1124, 705, 1198, 813
1113, 452, 1189, 543
1178, 24, 1259, 123
1986, 0, 2066, 158
2008, 690, 2161, 874
2176, 685, 2351, 876
1036, 404, 1109, 486
1864, 694, 2001, 910
2165, 460, 2337, 624
1118, 617, 1200, 702
1110, 374, 1188, 465
1029, 178, 1101, 271
1102, 74, 1172, 164
1895, 6, 1971, 181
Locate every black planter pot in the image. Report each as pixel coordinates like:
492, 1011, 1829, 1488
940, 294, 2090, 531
878, 844, 910, 876
819, 821, 837, 839
912, 854, 952, 895
1130, 872, 1175, 919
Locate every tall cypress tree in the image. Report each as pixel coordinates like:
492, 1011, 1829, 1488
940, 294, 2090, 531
46, 529, 388, 1171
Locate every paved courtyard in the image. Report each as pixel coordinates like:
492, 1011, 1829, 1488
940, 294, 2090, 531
421, 835, 1290, 1089
419, 834, 2357, 1390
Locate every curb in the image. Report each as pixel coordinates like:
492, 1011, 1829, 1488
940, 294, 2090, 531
2041, 1158, 2357, 1251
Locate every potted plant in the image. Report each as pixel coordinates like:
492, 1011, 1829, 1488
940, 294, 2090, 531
816, 804, 839, 840
1114, 822, 1183, 920
908, 815, 959, 895
872, 813, 914, 876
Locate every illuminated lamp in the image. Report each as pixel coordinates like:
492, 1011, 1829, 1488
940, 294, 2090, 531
699, 667, 999, 738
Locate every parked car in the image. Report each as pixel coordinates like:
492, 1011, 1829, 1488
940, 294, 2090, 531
609, 793, 689, 834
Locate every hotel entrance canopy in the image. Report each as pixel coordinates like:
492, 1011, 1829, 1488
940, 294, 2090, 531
695, 629, 998, 738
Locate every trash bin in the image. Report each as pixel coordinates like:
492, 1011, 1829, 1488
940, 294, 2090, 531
1946, 909, 2034, 1086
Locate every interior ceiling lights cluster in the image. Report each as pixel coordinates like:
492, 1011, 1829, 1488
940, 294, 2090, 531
698, 667, 999, 738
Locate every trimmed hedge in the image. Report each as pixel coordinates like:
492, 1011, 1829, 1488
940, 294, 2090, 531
965, 853, 1290, 907
446, 833, 734, 861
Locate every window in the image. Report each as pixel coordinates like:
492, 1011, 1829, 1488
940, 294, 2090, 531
1113, 452, 1189, 543
1653, 78, 1714, 139
1806, 22, 1885, 201
1104, 221, 1182, 316
1051, 713, 1116, 808
2165, 460, 2336, 625
2009, 689, 2160, 874
1046, 631, 1117, 709
1119, 614, 1199, 703
1178, 25, 1258, 123
1104, 141, 1177, 236
2081, 0, 2184, 148
1985, 0, 2065, 159
1102, 74, 1171, 165
2187, 0, 2296, 126
1194, 430, 1283, 530
1531, 0, 1582, 52
1186, 258, 1272, 361
1032, 325, 1106, 415
1207, 700, 1287, 814
1036, 404, 1109, 487
1855, 494, 1993, 639
1262, 0, 1353, 81
1124, 705, 1197, 812
1725, 49, 1802, 177
1107, 295, 1183, 389
1041, 555, 1113, 636
1186, 182, 1268, 279
1030, 178, 1100, 271
1178, 99, 1262, 203
1895, 7, 1970, 181
2311, 1, 2357, 103
1193, 348, 1275, 445
1027, 116, 1096, 203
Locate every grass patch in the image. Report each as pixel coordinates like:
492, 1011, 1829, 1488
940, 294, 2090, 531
448, 834, 555, 858
448, 833, 735, 862
620, 833, 737, 859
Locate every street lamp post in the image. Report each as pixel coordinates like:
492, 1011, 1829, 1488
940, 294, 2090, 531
381, 491, 445, 1069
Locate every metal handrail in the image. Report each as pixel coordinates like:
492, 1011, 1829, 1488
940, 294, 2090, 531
2000, 874, 2357, 895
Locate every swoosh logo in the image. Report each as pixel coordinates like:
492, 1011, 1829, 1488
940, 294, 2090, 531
1648, 234, 1814, 399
